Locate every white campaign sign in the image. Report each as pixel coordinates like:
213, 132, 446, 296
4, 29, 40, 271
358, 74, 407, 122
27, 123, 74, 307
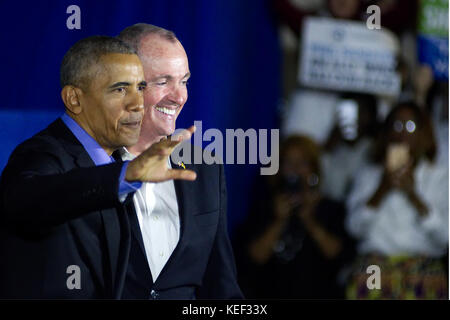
299, 17, 401, 96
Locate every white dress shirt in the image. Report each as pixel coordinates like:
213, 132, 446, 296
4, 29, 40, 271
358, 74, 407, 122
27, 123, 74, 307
120, 148, 180, 281
345, 159, 449, 257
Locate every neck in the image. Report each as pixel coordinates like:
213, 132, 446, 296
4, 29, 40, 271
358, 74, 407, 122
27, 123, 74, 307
67, 112, 115, 156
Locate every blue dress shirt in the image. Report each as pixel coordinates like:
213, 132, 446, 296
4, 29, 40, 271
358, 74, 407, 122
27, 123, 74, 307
61, 113, 142, 198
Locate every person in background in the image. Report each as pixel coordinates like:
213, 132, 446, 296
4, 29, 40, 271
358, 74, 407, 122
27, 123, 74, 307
413, 64, 448, 165
321, 93, 379, 201
275, 0, 416, 146
234, 135, 355, 299
273, 0, 417, 38
345, 101, 448, 299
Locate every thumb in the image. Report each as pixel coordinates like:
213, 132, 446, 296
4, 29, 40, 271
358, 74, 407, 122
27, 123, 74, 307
166, 168, 197, 181
171, 125, 196, 142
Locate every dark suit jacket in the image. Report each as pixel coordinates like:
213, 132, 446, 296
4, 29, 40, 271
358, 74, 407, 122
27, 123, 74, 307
0, 118, 243, 299
122, 146, 243, 299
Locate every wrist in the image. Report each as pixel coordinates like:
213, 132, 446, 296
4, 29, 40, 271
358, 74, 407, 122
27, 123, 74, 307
125, 166, 138, 182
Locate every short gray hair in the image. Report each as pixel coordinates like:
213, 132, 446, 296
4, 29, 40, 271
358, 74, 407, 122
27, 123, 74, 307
60, 35, 136, 89
117, 23, 178, 53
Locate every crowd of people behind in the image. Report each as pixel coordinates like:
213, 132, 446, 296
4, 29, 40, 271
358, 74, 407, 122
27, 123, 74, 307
233, 0, 449, 299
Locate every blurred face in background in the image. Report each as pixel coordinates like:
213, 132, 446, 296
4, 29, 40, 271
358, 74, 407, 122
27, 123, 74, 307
280, 145, 319, 193
336, 99, 359, 141
282, 147, 313, 181
388, 107, 420, 149
328, 0, 360, 19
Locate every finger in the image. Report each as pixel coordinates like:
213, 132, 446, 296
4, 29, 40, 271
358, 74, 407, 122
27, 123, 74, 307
140, 143, 174, 159
142, 126, 196, 157
143, 137, 183, 157
171, 126, 196, 142
160, 138, 184, 150
166, 168, 197, 181
186, 124, 196, 134
143, 135, 186, 158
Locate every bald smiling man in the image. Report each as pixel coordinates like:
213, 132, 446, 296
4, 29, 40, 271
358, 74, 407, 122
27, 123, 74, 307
117, 24, 244, 300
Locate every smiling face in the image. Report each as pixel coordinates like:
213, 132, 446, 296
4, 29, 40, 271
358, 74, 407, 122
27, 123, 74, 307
71, 53, 146, 155
137, 35, 190, 146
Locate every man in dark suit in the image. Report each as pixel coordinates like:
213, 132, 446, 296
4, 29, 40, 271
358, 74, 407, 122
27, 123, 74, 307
0, 35, 196, 298
117, 24, 244, 299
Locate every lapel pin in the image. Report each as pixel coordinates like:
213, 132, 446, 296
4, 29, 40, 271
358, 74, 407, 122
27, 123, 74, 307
178, 161, 186, 169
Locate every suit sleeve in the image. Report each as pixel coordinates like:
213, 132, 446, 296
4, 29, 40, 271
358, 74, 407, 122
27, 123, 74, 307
196, 164, 244, 299
0, 136, 124, 228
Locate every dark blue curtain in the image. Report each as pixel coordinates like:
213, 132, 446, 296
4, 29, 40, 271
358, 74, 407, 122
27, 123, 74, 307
0, 0, 281, 234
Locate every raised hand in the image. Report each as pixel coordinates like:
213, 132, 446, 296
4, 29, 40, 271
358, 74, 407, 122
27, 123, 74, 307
125, 125, 197, 183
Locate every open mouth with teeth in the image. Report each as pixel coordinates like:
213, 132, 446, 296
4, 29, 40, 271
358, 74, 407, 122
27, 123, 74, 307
155, 105, 176, 116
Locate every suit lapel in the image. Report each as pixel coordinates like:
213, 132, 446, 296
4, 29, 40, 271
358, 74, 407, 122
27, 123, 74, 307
110, 199, 132, 299
126, 193, 154, 284
128, 204, 147, 258
49, 119, 130, 298
153, 159, 190, 286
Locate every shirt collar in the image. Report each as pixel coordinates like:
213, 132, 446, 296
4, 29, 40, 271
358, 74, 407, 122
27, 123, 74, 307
61, 113, 114, 166
118, 147, 137, 161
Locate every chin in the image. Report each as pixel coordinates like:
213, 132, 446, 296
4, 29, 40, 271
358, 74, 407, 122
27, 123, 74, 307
122, 135, 140, 147
160, 125, 176, 137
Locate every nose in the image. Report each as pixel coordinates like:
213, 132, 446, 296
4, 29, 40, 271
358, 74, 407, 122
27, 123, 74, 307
126, 89, 145, 113
168, 84, 187, 106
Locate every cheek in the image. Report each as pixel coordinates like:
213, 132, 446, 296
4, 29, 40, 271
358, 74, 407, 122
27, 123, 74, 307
103, 100, 124, 129
144, 88, 165, 106
182, 88, 188, 103
176, 89, 188, 114
143, 109, 155, 124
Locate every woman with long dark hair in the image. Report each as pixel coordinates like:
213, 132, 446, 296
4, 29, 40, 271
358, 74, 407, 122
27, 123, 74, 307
345, 101, 448, 299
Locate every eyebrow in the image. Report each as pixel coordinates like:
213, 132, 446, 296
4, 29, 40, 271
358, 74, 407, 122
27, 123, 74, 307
108, 80, 147, 89
152, 72, 191, 81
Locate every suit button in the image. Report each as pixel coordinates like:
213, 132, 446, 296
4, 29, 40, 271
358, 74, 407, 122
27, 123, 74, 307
150, 289, 159, 299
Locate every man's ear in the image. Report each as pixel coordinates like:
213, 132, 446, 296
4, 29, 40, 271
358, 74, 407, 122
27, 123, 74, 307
61, 85, 83, 115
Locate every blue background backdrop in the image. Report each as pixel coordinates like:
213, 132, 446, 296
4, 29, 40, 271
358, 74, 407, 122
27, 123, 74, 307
0, 0, 281, 235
